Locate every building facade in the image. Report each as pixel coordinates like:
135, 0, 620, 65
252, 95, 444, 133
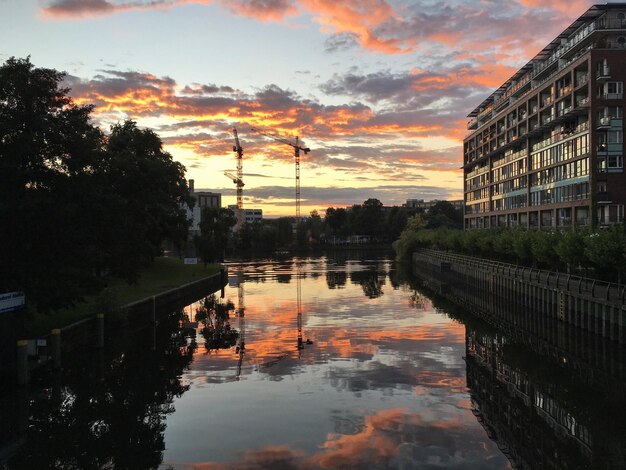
463, 3, 626, 230
228, 205, 263, 224
404, 199, 464, 212
185, 179, 222, 233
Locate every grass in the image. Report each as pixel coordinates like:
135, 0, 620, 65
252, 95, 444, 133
24, 257, 222, 337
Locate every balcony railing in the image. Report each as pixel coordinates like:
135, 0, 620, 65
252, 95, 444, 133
597, 66, 611, 79
575, 74, 589, 88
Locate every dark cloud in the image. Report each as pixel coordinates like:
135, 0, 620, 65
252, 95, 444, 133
43, 0, 115, 17
203, 184, 458, 209
324, 33, 359, 53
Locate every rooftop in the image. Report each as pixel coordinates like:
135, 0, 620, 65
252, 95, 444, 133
467, 3, 626, 118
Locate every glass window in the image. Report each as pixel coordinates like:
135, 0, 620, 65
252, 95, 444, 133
608, 156, 624, 168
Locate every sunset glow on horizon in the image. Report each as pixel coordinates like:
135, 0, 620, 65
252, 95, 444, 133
1, 0, 615, 216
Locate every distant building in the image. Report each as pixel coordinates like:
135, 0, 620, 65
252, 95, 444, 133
464, 3, 626, 230
228, 205, 263, 224
404, 199, 464, 213
186, 179, 222, 233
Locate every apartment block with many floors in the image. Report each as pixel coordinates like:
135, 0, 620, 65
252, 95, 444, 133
463, 3, 626, 230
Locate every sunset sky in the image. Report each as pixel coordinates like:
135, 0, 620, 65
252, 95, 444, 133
0, 0, 612, 217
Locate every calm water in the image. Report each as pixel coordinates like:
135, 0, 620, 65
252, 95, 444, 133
2, 253, 625, 469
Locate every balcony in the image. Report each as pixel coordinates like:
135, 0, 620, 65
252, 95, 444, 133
597, 66, 611, 81
467, 118, 478, 130
542, 115, 553, 125
602, 93, 624, 100
557, 105, 573, 117
597, 116, 611, 128
558, 85, 572, 97
575, 74, 589, 88
575, 96, 590, 108
597, 191, 612, 203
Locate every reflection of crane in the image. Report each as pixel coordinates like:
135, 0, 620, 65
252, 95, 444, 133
224, 127, 245, 230
250, 127, 311, 224
295, 261, 313, 357
235, 269, 245, 378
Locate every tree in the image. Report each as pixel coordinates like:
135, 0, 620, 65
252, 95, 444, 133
325, 207, 348, 236
99, 120, 192, 281
426, 201, 463, 229
0, 57, 105, 311
195, 208, 236, 266
0, 57, 193, 311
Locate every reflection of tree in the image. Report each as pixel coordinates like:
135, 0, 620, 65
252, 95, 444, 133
6, 313, 195, 469
197, 295, 239, 352
350, 270, 385, 299
409, 292, 426, 309
326, 271, 347, 289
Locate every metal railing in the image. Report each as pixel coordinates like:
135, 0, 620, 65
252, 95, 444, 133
415, 248, 626, 304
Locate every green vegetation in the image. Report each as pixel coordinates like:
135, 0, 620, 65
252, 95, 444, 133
393, 224, 626, 283
25, 257, 221, 336
195, 207, 236, 265
0, 57, 193, 313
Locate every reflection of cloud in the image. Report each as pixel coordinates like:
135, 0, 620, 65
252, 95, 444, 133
309, 408, 509, 469
172, 408, 510, 469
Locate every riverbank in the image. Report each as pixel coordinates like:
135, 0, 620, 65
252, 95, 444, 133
25, 257, 222, 337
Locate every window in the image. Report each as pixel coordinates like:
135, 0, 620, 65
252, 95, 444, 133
598, 181, 607, 192
609, 130, 623, 144
619, 37, 626, 46
608, 155, 624, 169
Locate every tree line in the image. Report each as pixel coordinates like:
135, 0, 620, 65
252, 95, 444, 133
393, 220, 626, 283
195, 199, 463, 262
0, 57, 192, 312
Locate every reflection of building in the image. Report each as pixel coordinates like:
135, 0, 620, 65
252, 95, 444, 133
403, 199, 463, 212
466, 329, 592, 469
228, 205, 262, 224
464, 4, 626, 229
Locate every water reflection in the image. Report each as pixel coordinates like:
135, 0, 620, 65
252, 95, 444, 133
5, 254, 623, 468
3, 313, 194, 469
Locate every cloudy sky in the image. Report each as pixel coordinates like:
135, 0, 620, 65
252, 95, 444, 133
0, 0, 611, 216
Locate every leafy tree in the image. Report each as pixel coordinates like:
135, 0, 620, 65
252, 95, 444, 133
100, 120, 192, 281
195, 207, 236, 266
391, 213, 427, 261
426, 201, 463, 229
584, 227, 626, 282
0, 57, 105, 310
324, 207, 348, 235
0, 58, 193, 312
386, 206, 410, 241
358, 198, 385, 238
554, 229, 586, 272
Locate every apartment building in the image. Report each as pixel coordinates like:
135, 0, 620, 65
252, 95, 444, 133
463, 3, 626, 230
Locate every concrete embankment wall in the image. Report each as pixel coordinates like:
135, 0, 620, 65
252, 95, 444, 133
413, 248, 626, 344
53, 268, 228, 354
9, 268, 227, 384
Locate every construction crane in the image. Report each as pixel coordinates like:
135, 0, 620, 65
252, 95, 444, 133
224, 127, 245, 230
250, 127, 310, 224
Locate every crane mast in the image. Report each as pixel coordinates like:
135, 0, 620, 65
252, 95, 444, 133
226, 127, 245, 230
250, 127, 310, 224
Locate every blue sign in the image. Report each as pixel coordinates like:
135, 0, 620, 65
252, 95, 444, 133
0, 291, 25, 314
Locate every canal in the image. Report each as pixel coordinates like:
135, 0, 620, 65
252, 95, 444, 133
2, 252, 626, 469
